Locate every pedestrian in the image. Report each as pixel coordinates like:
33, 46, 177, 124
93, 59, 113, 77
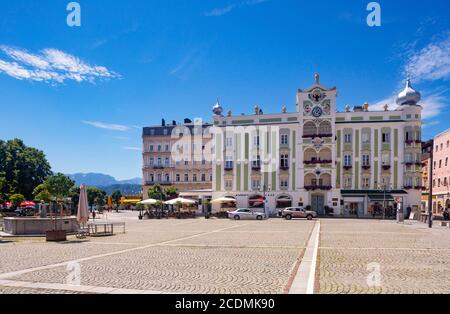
443, 208, 449, 221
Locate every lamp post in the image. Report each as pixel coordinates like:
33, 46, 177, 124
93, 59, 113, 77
378, 183, 392, 219
428, 144, 434, 228
262, 184, 271, 218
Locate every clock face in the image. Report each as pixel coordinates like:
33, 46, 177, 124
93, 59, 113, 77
312, 106, 323, 118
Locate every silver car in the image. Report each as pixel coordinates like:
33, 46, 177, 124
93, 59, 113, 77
280, 207, 317, 220
228, 208, 266, 221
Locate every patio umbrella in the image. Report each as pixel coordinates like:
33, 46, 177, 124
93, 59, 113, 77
20, 201, 36, 208
139, 198, 158, 205
164, 198, 196, 205
77, 185, 89, 225
210, 197, 236, 204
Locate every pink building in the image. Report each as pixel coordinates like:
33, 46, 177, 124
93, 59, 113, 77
432, 129, 450, 213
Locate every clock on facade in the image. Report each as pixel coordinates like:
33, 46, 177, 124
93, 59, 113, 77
312, 106, 323, 118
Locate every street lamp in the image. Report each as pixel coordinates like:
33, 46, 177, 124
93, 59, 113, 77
378, 183, 392, 219
262, 184, 271, 218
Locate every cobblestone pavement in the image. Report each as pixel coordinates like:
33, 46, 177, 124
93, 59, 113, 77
1, 214, 449, 294
318, 219, 450, 294
0, 214, 314, 294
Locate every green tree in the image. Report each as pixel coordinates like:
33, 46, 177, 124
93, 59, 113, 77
148, 184, 165, 201
111, 190, 123, 204
44, 173, 75, 201
0, 139, 52, 199
33, 184, 52, 203
165, 186, 178, 200
87, 187, 106, 207
9, 194, 25, 209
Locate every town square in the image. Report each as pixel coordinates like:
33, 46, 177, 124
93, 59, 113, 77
1, 0, 450, 300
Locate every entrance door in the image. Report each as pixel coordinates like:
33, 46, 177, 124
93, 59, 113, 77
311, 195, 325, 216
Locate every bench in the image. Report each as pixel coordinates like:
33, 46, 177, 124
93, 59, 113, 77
440, 221, 450, 228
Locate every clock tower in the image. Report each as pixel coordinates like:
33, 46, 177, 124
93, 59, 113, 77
296, 74, 339, 215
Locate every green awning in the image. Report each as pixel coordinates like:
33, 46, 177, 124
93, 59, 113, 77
368, 195, 395, 202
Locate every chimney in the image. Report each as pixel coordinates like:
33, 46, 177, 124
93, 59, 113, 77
162, 119, 166, 126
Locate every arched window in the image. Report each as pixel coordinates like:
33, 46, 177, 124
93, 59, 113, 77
303, 121, 317, 138
318, 121, 332, 135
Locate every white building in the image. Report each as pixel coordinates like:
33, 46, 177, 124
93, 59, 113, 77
211, 74, 423, 217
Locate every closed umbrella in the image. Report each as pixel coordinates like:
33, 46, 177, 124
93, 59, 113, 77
107, 196, 112, 207
77, 185, 89, 225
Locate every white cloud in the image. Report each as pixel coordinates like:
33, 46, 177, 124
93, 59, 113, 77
405, 33, 450, 83
423, 120, 440, 128
205, 0, 268, 17
82, 121, 130, 132
0, 45, 120, 84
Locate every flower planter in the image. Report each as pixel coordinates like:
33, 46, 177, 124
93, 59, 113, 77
46, 230, 67, 242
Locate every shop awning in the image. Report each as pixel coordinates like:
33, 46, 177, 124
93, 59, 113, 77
368, 195, 395, 202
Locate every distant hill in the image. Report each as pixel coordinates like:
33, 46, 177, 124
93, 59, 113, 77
67, 173, 142, 195
101, 184, 142, 196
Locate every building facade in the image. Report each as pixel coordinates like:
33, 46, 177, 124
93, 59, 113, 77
211, 75, 423, 217
142, 120, 213, 206
431, 129, 450, 214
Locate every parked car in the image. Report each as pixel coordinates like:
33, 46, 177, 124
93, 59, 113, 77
14, 207, 35, 217
279, 207, 317, 220
228, 208, 266, 221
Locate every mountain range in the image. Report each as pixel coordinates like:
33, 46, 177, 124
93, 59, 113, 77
67, 173, 142, 195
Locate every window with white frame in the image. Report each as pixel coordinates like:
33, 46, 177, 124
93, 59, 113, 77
193, 174, 197, 182
252, 179, 261, 190
225, 156, 234, 169
150, 145, 154, 152
157, 174, 162, 182
362, 132, 370, 143
344, 133, 352, 143
382, 132, 390, 143
362, 177, 370, 188
165, 174, 170, 182
165, 158, 170, 166
176, 174, 180, 182
281, 134, 289, 145
280, 179, 289, 189
201, 174, 206, 182
362, 155, 370, 167
344, 155, 352, 167
281, 154, 289, 168
184, 174, 189, 182
149, 157, 154, 166
344, 177, 352, 188
149, 174, 154, 182
225, 179, 233, 189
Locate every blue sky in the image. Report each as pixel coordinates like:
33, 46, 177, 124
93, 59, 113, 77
0, 0, 449, 180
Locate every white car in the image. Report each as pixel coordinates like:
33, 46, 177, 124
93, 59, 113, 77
228, 208, 266, 221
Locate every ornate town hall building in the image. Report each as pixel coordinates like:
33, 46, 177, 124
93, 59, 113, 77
211, 74, 423, 217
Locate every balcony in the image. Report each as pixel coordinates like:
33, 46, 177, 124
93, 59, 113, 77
280, 165, 290, 171
343, 165, 353, 171
302, 133, 333, 139
382, 165, 391, 171
153, 165, 165, 169
304, 160, 332, 165
304, 185, 332, 191
362, 165, 371, 170
251, 164, 261, 171
224, 164, 234, 171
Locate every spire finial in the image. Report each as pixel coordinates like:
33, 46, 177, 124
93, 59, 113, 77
315, 73, 320, 84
